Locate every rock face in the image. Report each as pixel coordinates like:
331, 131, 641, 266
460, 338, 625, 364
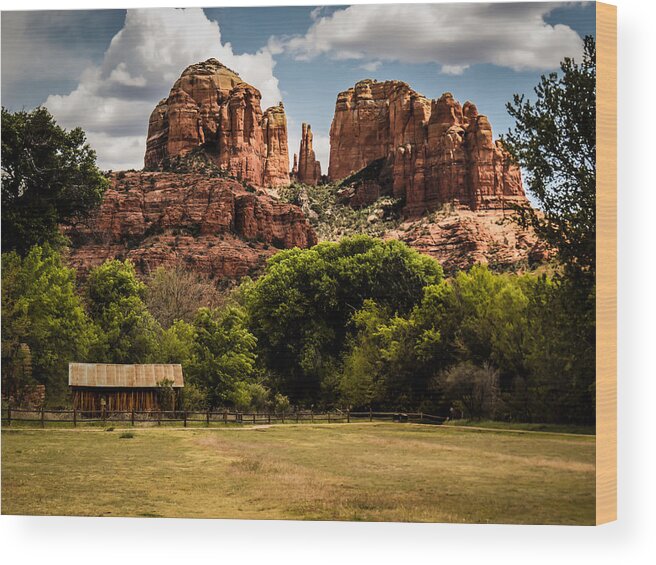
385, 209, 548, 274
66, 172, 317, 279
296, 123, 322, 185
328, 80, 526, 214
144, 59, 290, 187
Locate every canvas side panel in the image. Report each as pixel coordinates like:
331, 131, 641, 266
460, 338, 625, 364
596, 1, 617, 525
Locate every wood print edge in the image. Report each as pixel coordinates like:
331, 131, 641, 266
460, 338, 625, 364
596, 1, 617, 525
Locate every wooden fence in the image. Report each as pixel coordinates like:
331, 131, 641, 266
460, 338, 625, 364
1, 407, 446, 428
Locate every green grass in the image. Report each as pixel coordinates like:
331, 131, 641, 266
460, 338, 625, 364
442, 419, 595, 435
1, 423, 595, 524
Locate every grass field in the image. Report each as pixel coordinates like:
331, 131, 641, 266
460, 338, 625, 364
1, 423, 595, 524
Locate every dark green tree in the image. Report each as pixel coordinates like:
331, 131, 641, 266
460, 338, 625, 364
503, 35, 596, 281
438, 362, 501, 421
1, 107, 108, 255
245, 236, 442, 404
503, 36, 597, 424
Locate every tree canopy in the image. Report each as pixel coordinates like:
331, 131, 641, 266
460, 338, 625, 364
503, 35, 596, 281
85, 259, 161, 364
1, 106, 108, 255
245, 235, 442, 404
1, 245, 97, 403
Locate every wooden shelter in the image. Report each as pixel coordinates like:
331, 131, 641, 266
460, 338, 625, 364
69, 363, 184, 412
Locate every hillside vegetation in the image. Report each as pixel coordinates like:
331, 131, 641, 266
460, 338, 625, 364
278, 182, 402, 241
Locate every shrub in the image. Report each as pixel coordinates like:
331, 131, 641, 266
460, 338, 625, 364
439, 362, 501, 421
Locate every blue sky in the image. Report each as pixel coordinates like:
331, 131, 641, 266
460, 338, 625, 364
1, 3, 595, 170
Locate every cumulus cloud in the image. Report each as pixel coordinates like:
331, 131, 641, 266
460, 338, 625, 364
360, 61, 382, 72
45, 8, 282, 170
280, 2, 584, 74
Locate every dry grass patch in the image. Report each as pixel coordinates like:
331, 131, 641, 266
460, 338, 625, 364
2, 423, 595, 523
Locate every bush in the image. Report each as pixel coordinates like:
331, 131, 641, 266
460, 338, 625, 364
439, 362, 501, 421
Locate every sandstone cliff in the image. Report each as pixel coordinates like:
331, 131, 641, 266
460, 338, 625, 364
329, 80, 526, 214
66, 172, 317, 279
144, 59, 290, 187
385, 210, 547, 274
296, 123, 322, 186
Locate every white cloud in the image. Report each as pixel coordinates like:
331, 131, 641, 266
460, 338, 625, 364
280, 3, 584, 73
360, 61, 382, 72
441, 64, 468, 76
44, 8, 282, 170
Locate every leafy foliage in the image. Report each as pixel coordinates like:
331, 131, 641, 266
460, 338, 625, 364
1, 245, 96, 404
245, 236, 442, 404
338, 265, 593, 423
185, 306, 258, 409
1, 107, 108, 255
503, 36, 596, 281
278, 182, 402, 241
85, 259, 161, 363
438, 362, 501, 421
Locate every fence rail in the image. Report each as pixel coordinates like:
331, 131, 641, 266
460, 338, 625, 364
1, 406, 446, 428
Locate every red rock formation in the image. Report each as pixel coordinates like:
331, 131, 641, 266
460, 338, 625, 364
66, 172, 317, 279
328, 80, 527, 214
297, 123, 322, 185
291, 153, 299, 177
144, 59, 290, 187
385, 209, 548, 274
262, 103, 291, 187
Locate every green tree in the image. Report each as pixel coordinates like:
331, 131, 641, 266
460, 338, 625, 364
503, 36, 596, 280
246, 236, 442, 404
1, 245, 96, 404
228, 381, 270, 412
155, 378, 176, 412
156, 319, 195, 364
186, 306, 257, 408
503, 37, 597, 423
0, 343, 35, 406
339, 301, 390, 408
85, 259, 161, 363
1, 107, 108, 255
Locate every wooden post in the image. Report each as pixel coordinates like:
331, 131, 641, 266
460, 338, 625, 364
282, 412, 285, 424
41, 408, 45, 428
328, 412, 331, 423
347, 409, 350, 423
369, 407, 373, 422
311, 410, 314, 423
296, 412, 299, 424
7, 406, 11, 427
157, 410, 161, 426
131, 409, 135, 426
73, 409, 77, 428
183, 411, 187, 428
420, 412, 423, 422
224, 410, 227, 425
268, 412, 271, 424
206, 411, 210, 427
